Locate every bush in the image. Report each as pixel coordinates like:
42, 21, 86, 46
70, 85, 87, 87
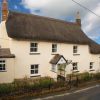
0, 83, 15, 95
79, 72, 92, 82
94, 73, 100, 80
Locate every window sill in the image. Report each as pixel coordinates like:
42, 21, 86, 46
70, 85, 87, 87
51, 53, 58, 55
30, 52, 40, 55
30, 74, 41, 77
50, 70, 57, 73
0, 70, 7, 72
72, 70, 79, 73
89, 69, 95, 71
73, 54, 80, 56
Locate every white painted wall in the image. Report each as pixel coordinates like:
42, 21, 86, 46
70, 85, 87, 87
0, 58, 15, 83
0, 21, 100, 83
0, 21, 10, 48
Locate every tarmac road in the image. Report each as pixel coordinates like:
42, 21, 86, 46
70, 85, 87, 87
33, 85, 100, 100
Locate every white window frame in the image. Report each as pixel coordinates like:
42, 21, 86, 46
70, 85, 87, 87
72, 62, 78, 70
30, 42, 38, 53
90, 62, 94, 69
73, 46, 78, 54
0, 60, 6, 72
30, 64, 39, 75
52, 64, 56, 72
52, 44, 57, 53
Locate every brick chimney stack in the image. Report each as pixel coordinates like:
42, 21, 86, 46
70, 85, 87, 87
2, 0, 8, 21
76, 11, 81, 26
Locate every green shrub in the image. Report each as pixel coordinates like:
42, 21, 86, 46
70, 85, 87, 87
0, 83, 15, 95
79, 72, 92, 82
94, 73, 100, 80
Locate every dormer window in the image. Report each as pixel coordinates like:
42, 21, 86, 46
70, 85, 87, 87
52, 44, 57, 53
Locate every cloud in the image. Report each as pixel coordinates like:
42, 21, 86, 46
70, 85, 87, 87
82, 3, 100, 40
21, 0, 100, 43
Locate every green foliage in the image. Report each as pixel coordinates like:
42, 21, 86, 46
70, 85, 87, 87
0, 83, 15, 94
94, 72, 100, 80
81, 72, 92, 81
0, 77, 55, 96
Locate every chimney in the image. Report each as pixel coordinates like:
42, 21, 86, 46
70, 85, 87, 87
2, 0, 8, 21
76, 11, 81, 26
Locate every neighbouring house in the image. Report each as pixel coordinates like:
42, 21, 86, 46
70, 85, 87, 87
0, 0, 100, 83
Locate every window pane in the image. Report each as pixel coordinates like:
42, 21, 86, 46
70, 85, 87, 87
52, 49, 56, 52
90, 66, 92, 69
31, 70, 34, 74
35, 70, 38, 74
30, 48, 37, 52
35, 43, 37, 47
52, 44, 57, 52
0, 67, 2, 70
35, 65, 38, 69
73, 46, 77, 53
2, 60, 5, 63
34, 48, 36, 52
3, 64, 5, 67
0, 61, 3, 63
73, 63, 78, 70
30, 48, 33, 52
0, 64, 2, 67
3, 67, 5, 70
0, 60, 6, 71
31, 65, 34, 69
30, 43, 38, 52
31, 43, 37, 47
30, 65, 39, 74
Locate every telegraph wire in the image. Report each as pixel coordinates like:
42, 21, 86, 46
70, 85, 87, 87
72, 0, 100, 18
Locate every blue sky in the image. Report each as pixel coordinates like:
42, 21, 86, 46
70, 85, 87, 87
0, 0, 100, 44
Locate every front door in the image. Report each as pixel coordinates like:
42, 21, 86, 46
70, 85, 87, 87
57, 63, 66, 81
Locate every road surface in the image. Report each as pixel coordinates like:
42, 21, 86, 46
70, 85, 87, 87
33, 85, 100, 100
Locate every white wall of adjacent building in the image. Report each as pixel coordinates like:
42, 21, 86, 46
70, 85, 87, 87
0, 58, 15, 83
0, 21, 100, 83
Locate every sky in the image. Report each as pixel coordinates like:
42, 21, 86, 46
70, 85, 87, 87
0, 0, 100, 44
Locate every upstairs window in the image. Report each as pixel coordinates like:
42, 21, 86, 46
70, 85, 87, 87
31, 64, 39, 75
90, 62, 94, 69
73, 46, 78, 53
72, 62, 78, 70
52, 44, 57, 53
30, 43, 38, 52
0, 60, 6, 71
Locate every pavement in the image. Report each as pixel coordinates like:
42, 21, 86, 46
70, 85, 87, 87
32, 84, 100, 100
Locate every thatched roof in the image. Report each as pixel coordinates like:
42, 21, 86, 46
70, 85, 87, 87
6, 11, 100, 54
0, 48, 15, 58
50, 54, 67, 64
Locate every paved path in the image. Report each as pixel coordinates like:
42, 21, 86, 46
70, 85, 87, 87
33, 85, 100, 100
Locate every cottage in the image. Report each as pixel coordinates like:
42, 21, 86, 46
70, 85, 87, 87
0, 0, 100, 83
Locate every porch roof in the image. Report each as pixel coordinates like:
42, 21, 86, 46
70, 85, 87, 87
50, 54, 67, 64
0, 48, 15, 58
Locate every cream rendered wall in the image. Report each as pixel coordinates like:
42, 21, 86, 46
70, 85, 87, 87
0, 58, 15, 83
0, 21, 10, 48
9, 39, 100, 79
0, 21, 100, 81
